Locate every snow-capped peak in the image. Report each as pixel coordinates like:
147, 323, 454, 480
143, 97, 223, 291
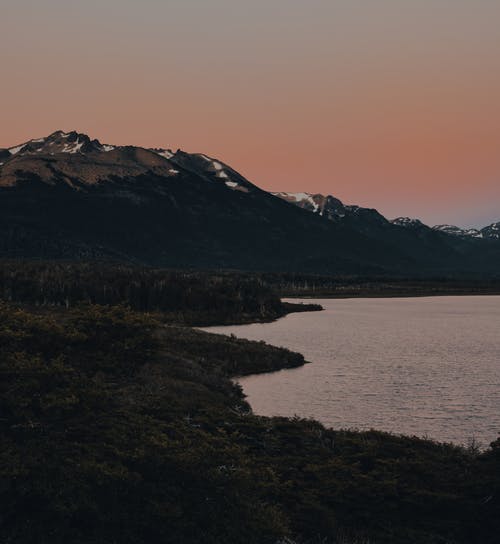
273, 192, 350, 220
432, 224, 483, 238
391, 217, 425, 228
5, 131, 116, 157
481, 222, 500, 239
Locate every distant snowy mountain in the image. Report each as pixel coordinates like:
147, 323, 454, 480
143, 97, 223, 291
481, 222, 500, 239
272, 192, 386, 225
272, 192, 346, 221
391, 218, 499, 241
431, 223, 500, 240
4, 130, 115, 158
272, 191, 500, 273
391, 217, 427, 228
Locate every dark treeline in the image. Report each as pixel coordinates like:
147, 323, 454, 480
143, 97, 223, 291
3, 260, 499, 328
257, 272, 500, 297
3, 260, 497, 324
0, 260, 320, 325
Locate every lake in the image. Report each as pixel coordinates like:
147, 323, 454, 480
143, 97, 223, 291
204, 296, 500, 447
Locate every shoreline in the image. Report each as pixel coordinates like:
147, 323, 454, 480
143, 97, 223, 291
4, 298, 499, 542
206, 295, 498, 449
281, 290, 500, 300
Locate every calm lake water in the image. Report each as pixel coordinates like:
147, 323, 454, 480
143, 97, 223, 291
204, 296, 500, 446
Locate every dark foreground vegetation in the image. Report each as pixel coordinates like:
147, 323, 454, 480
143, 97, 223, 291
1, 302, 499, 544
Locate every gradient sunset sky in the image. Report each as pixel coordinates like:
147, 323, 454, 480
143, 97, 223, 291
2, 0, 499, 227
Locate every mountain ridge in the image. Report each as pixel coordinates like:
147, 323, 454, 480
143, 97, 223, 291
272, 191, 499, 239
1, 131, 499, 276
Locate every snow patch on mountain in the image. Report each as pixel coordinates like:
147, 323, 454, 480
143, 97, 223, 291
273, 192, 321, 212
192, 154, 248, 190
391, 217, 425, 228
433, 224, 483, 238
8, 145, 25, 156
101, 144, 116, 153
152, 148, 174, 159
61, 140, 84, 154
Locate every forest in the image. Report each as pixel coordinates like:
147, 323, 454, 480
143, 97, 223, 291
1, 261, 499, 543
0, 260, 321, 325
258, 272, 500, 298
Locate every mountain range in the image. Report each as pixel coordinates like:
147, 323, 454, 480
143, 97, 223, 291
1, 130, 499, 276
273, 192, 499, 240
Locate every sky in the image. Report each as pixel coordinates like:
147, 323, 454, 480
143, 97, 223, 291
1, 0, 499, 227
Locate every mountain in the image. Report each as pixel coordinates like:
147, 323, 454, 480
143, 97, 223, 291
272, 192, 500, 275
391, 217, 427, 229
271, 192, 500, 241
272, 192, 387, 226
433, 223, 500, 240
271, 192, 346, 220
271, 191, 403, 240
1, 131, 499, 276
0, 131, 400, 273
481, 222, 500, 240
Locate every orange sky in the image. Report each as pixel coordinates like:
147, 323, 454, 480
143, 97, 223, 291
2, 0, 499, 227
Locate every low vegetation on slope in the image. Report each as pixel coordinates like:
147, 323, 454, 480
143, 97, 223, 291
1, 303, 499, 544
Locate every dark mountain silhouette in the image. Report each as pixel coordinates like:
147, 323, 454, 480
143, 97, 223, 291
1, 131, 499, 276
